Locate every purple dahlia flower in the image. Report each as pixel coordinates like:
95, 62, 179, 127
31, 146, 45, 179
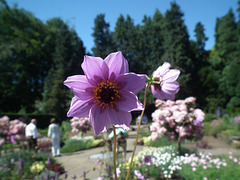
142, 155, 152, 166
64, 52, 145, 135
151, 62, 180, 100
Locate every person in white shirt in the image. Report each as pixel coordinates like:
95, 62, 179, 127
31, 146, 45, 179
48, 118, 61, 157
25, 119, 37, 151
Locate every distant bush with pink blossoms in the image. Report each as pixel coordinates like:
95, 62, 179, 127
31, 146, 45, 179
0, 116, 26, 144
150, 97, 205, 142
70, 117, 91, 134
37, 137, 51, 151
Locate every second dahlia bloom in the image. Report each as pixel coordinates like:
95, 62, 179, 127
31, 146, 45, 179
64, 52, 145, 135
151, 62, 180, 100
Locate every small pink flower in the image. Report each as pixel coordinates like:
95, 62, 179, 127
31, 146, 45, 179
134, 170, 145, 180
193, 109, 205, 125
151, 132, 158, 141
192, 167, 196, 171
151, 62, 180, 100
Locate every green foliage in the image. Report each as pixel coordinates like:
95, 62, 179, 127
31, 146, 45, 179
178, 157, 240, 180
0, 3, 52, 112
142, 136, 175, 147
204, 113, 218, 122
0, 150, 54, 179
92, 14, 116, 57
203, 115, 240, 137
0, 143, 18, 150
60, 120, 72, 142
41, 18, 85, 120
61, 136, 102, 153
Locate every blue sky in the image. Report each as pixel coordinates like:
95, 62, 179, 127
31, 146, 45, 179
7, 0, 239, 53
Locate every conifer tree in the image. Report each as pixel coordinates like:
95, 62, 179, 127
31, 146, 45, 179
41, 18, 85, 119
162, 2, 192, 98
92, 14, 116, 57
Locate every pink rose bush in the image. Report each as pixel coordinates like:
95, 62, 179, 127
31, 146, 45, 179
150, 97, 205, 142
0, 116, 26, 144
0, 116, 10, 137
37, 137, 51, 151
9, 119, 26, 142
70, 117, 91, 134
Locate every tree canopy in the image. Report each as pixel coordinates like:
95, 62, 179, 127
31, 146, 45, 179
1, 0, 240, 119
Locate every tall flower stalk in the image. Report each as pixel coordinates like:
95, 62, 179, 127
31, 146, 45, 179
126, 62, 180, 180
126, 81, 150, 180
112, 126, 117, 180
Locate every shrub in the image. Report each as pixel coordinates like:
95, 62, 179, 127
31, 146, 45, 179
61, 136, 102, 153
60, 120, 72, 142
0, 150, 54, 179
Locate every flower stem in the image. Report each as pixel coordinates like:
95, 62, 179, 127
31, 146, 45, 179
126, 82, 150, 180
113, 126, 117, 180
174, 120, 188, 155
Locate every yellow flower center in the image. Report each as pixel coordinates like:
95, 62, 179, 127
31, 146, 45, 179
93, 80, 120, 109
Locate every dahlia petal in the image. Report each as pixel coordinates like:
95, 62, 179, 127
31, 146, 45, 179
116, 73, 145, 93
81, 55, 109, 84
162, 81, 180, 94
64, 75, 93, 100
104, 52, 129, 78
162, 92, 175, 100
67, 97, 93, 117
89, 104, 111, 135
151, 85, 166, 100
107, 108, 132, 130
153, 62, 170, 77
117, 90, 144, 111
163, 69, 180, 82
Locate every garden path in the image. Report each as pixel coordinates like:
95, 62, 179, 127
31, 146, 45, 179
184, 135, 240, 156
55, 125, 145, 180
55, 127, 239, 180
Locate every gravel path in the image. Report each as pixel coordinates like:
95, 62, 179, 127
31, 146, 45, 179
55, 137, 144, 180
184, 136, 240, 156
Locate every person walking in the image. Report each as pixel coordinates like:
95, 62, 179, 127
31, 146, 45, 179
25, 119, 38, 152
48, 118, 61, 157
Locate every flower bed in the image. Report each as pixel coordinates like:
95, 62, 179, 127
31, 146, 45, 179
110, 146, 240, 180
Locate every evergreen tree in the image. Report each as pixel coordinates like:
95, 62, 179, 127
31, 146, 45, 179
162, 2, 192, 98
113, 15, 140, 73
151, 9, 165, 70
92, 14, 116, 57
210, 9, 239, 109
41, 18, 85, 119
190, 22, 210, 107
194, 22, 208, 56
